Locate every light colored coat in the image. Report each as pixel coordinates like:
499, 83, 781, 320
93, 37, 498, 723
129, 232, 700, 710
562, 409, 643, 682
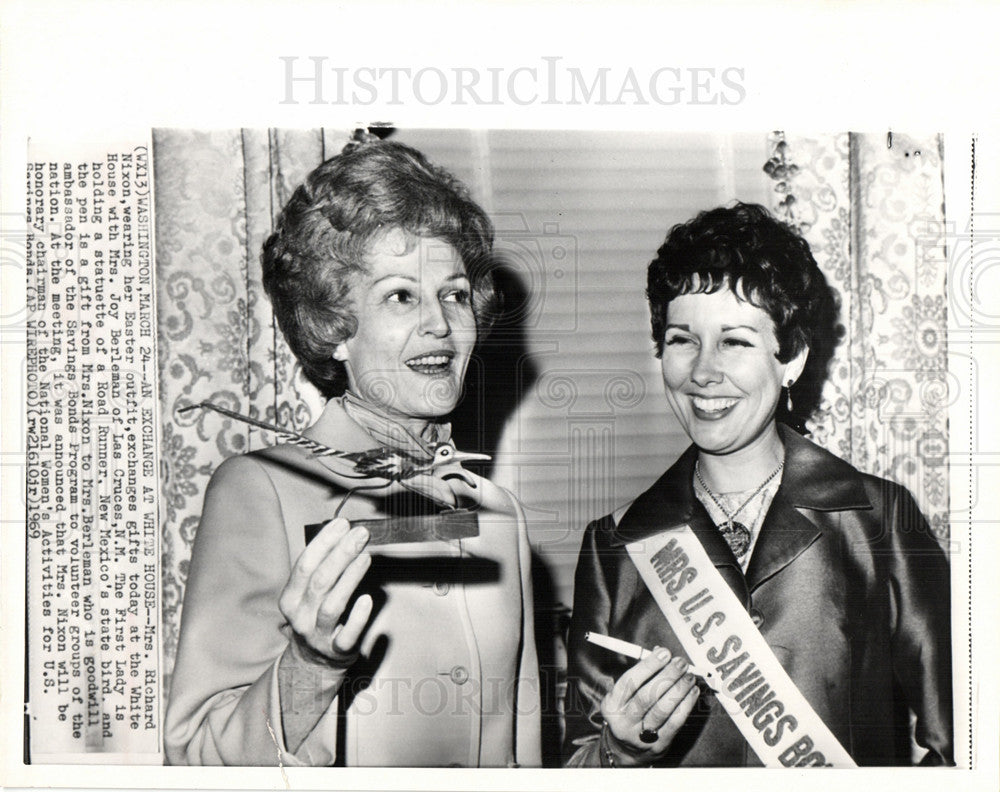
165, 399, 541, 767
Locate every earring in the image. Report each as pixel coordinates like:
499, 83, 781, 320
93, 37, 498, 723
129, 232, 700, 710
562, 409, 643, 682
785, 380, 794, 412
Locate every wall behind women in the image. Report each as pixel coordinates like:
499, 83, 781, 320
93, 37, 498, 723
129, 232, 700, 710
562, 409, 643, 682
152, 127, 769, 693
394, 129, 771, 612
154, 129, 952, 729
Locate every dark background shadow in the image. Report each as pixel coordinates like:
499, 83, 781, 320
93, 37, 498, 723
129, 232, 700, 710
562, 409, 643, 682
450, 260, 538, 468
450, 261, 569, 766
532, 554, 572, 766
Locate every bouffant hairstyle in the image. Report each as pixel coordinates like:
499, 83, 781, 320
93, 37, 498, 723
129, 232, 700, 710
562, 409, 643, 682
262, 140, 496, 399
646, 202, 842, 429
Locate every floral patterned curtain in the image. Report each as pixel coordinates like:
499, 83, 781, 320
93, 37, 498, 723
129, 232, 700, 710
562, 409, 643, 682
765, 132, 950, 543
153, 129, 335, 687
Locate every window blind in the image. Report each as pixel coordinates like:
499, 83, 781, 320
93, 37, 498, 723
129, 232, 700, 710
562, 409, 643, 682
394, 128, 770, 611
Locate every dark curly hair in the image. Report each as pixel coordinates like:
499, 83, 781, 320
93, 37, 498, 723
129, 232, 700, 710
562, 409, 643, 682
262, 140, 497, 399
646, 202, 842, 430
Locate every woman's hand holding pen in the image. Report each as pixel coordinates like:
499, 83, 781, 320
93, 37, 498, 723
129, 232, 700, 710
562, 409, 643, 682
279, 517, 374, 665
600, 646, 700, 764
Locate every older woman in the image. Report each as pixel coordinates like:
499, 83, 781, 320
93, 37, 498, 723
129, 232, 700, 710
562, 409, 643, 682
563, 203, 952, 767
165, 139, 540, 767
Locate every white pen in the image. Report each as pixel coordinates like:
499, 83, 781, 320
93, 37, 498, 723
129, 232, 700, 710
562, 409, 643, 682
584, 632, 740, 711
584, 632, 717, 683
585, 631, 654, 660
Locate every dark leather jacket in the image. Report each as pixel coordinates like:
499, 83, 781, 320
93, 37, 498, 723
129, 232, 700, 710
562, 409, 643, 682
564, 426, 953, 767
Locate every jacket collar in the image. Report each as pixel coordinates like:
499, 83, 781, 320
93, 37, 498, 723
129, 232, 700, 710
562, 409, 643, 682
304, 397, 383, 453
611, 424, 872, 594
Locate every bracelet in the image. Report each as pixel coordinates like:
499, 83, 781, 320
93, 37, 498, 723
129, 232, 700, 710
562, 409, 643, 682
601, 720, 660, 768
600, 722, 617, 768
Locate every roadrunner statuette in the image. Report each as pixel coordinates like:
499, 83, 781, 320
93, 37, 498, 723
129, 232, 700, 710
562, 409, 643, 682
179, 401, 489, 545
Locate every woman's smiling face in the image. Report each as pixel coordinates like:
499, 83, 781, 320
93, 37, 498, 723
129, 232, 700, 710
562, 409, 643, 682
335, 231, 477, 420
659, 288, 807, 457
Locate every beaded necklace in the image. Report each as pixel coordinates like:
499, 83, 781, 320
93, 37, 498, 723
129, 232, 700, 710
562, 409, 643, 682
694, 460, 784, 564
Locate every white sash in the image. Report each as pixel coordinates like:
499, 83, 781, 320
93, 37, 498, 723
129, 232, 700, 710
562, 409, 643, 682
626, 525, 857, 767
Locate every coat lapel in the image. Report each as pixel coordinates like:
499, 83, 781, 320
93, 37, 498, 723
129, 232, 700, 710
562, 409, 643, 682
744, 426, 873, 591
611, 445, 749, 605
609, 425, 873, 602
743, 489, 821, 592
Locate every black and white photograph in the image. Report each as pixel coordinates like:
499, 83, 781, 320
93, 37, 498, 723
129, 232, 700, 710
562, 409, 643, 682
2, 2, 999, 791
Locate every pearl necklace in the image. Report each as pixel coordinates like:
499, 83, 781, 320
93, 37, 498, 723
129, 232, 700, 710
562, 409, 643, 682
694, 458, 785, 558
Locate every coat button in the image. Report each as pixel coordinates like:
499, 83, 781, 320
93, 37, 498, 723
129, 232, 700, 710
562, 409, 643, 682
749, 608, 764, 628
433, 582, 450, 596
450, 665, 470, 685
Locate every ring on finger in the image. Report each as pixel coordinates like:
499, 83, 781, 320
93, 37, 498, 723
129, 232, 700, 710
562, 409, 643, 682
639, 717, 659, 744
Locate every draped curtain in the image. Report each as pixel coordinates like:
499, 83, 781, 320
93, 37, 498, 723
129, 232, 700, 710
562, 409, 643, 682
153, 130, 336, 687
765, 132, 950, 541
153, 129, 950, 696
